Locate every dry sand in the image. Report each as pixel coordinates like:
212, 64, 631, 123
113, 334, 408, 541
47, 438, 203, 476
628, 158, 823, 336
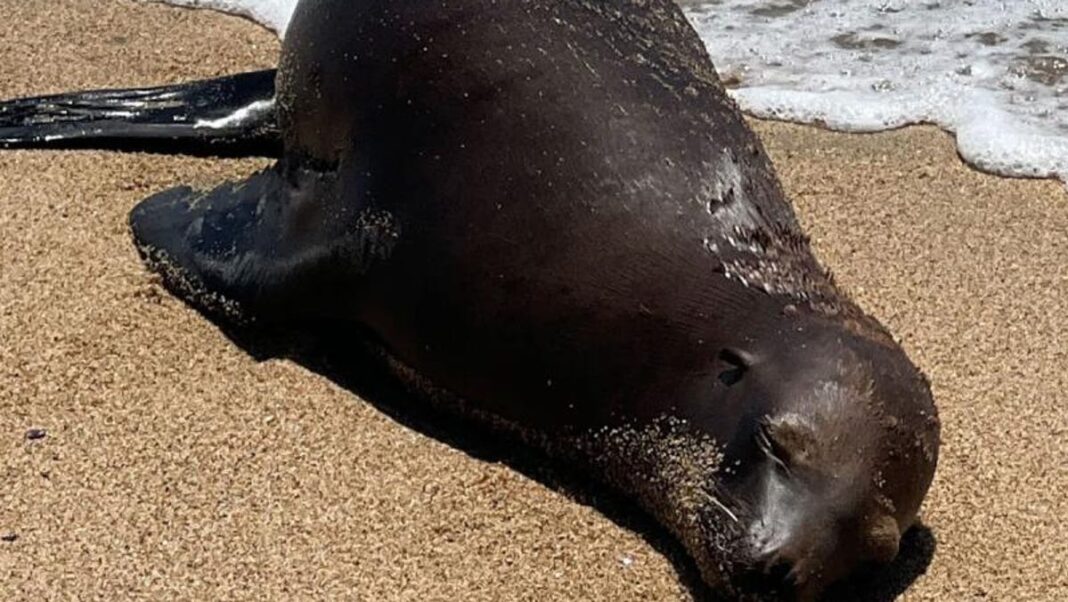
1, 1, 1066, 600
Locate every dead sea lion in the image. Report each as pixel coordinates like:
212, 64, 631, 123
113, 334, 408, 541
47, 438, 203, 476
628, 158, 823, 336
0, 0, 939, 599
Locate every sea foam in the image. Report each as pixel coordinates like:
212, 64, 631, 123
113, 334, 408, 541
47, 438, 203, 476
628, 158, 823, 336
154, 0, 1068, 183
154, 0, 293, 34
681, 0, 1068, 182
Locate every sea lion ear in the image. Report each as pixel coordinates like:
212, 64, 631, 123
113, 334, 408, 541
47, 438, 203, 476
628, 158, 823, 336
761, 413, 816, 465
720, 347, 756, 367
717, 347, 755, 386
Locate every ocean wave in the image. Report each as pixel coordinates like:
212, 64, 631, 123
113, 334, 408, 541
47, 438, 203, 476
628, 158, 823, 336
681, 0, 1068, 182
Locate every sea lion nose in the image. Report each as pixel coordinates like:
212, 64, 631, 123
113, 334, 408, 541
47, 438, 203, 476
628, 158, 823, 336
748, 535, 832, 602
760, 558, 826, 602
764, 557, 795, 586
733, 540, 794, 596
735, 553, 816, 602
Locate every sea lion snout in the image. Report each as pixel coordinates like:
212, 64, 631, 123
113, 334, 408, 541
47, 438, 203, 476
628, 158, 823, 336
742, 477, 903, 601
729, 366, 916, 597
742, 474, 843, 599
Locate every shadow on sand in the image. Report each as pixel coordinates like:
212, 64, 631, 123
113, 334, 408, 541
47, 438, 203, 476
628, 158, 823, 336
218, 320, 936, 602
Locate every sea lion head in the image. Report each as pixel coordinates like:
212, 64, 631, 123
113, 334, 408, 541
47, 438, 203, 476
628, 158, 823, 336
718, 325, 939, 600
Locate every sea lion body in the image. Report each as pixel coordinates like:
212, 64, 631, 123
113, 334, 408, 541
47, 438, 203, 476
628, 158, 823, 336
273, 0, 795, 435
3, 0, 941, 599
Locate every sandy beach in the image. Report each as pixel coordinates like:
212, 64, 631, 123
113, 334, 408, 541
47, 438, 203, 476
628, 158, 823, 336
1, 1, 1066, 600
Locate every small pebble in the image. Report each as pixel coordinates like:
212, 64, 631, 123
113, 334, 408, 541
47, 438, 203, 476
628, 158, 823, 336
26, 428, 47, 441
1, 533, 17, 543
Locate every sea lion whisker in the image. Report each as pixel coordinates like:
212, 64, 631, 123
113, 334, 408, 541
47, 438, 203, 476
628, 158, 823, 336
756, 422, 792, 475
703, 490, 741, 524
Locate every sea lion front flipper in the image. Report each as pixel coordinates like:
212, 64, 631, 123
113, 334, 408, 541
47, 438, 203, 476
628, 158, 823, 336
130, 166, 401, 324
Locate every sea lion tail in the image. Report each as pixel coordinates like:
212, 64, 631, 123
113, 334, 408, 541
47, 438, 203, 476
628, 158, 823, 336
0, 69, 280, 157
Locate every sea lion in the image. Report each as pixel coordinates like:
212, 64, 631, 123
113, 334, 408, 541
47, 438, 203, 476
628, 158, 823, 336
0, 0, 940, 599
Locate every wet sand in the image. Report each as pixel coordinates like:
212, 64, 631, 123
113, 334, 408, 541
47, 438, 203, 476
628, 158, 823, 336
1, 1, 1066, 599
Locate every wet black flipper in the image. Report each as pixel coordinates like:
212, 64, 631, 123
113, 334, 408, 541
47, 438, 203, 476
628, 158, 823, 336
130, 167, 402, 326
0, 69, 280, 157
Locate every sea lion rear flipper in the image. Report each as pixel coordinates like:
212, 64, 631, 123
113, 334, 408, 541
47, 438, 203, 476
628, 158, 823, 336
130, 166, 400, 324
0, 70, 280, 157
